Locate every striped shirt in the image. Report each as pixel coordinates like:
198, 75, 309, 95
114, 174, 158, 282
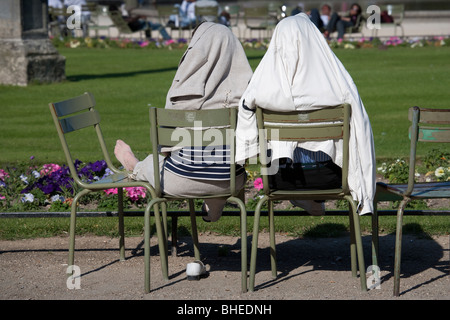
164, 145, 245, 181
293, 148, 331, 163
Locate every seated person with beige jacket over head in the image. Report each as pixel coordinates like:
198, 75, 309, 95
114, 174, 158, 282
115, 22, 253, 222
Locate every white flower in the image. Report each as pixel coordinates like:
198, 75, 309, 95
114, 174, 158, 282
32, 170, 40, 178
20, 174, 28, 184
21, 193, 34, 203
51, 195, 65, 202
435, 167, 445, 178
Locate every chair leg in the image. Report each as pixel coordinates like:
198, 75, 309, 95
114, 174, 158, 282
394, 198, 409, 296
229, 195, 248, 293
188, 199, 201, 261
67, 189, 90, 276
144, 202, 152, 293
118, 187, 125, 261
372, 198, 379, 269
145, 199, 169, 293
161, 201, 168, 245
268, 200, 277, 279
160, 201, 169, 264
158, 202, 169, 279
171, 215, 178, 256
347, 196, 367, 291
249, 195, 268, 291
348, 206, 357, 277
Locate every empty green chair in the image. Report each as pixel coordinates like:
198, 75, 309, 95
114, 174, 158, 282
49, 92, 167, 292
374, 106, 450, 296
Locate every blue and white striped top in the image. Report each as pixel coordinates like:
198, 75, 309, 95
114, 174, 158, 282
292, 148, 331, 163
164, 145, 245, 181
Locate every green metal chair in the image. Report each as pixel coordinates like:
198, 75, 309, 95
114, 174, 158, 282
108, 9, 146, 39
195, 5, 219, 23
345, 14, 366, 38
157, 5, 192, 40
372, 4, 405, 38
243, 6, 275, 40
249, 103, 368, 292
225, 4, 241, 40
86, 4, 114, 38
373, 106, 450, 296
145, 107, 248, 293
49, 92, 167, 291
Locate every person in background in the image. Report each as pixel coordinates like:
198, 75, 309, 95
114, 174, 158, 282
324, 3, 362, 40
175, 0, 197, 28
109, 3, 174, 43
308, 3, 332, 31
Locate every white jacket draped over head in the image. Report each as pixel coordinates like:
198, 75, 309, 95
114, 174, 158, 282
165, 22, 253, 111
236, 13, 376, 214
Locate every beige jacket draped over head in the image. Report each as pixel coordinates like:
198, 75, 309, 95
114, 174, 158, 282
236, 14, 376, 215
165, 22, 253, 110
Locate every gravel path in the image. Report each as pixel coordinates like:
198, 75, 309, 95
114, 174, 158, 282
1, 233, 449, 302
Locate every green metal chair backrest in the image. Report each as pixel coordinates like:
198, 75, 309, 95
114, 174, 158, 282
383, 4, 405, 23
256, 103, 351, 195
405, 106, 450, 194
157, 5, 179, 24
243, 6, 270, 27
149, 107, 238, 197
49, 92, 118, 187
108, 9, 133, 34
195, 5, 219, 23
226, 4, 240, 25
348, 14, 365, 33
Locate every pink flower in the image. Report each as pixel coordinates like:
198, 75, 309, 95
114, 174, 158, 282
40, 163, 61, 176
104, 188, 118, 195
125, 187, 146, 202
253, 178, 263, 191
0, 169, 9, 180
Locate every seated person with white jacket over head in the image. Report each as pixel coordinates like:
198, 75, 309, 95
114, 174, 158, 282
235, 13, 376, 216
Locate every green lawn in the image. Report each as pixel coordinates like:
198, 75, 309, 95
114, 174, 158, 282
1, 45, 450, 240
1, 214, 449, 240
336, 47, 450, 159
1, 46, 450, 166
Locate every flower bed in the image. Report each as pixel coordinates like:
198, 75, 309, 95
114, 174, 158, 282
51, 35, 449, 51
0, 158, 148, 212
1, 148, 449, 213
